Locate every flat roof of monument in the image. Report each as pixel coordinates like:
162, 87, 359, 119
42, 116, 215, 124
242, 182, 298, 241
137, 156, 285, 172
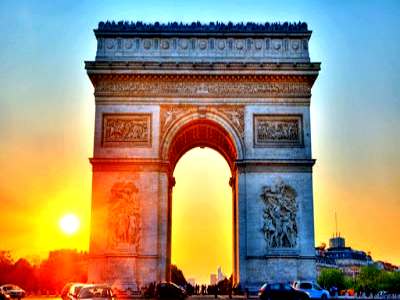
94, 21, 312, 38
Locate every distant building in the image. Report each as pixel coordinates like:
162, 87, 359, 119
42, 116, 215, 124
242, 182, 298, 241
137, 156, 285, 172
315, 243, 338, 274
375, 260, 399, 272
210, 274, 217, 285
217, 266, 226, 282
316, 236, 373, 277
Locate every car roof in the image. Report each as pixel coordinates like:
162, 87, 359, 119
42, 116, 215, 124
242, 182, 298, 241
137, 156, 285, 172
80, 284, 111, 289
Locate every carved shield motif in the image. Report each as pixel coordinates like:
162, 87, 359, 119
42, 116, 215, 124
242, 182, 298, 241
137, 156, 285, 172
260, 179, 298, 248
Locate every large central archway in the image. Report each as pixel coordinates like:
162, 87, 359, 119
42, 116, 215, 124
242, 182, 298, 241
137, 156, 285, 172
164, 118, 241, 283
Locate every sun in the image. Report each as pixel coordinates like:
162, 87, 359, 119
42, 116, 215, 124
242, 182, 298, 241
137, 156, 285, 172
59, 213, 80, 235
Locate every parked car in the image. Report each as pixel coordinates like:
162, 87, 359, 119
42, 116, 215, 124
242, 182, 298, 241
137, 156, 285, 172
0, 291, 10, 300
292, 281, 330, 299
0, 285, 25, 299
77, 285, 115, 300
66, 283, 87, 300
259, 282, 309, 300
155, 282, 187, 299
61, 283, 81, 300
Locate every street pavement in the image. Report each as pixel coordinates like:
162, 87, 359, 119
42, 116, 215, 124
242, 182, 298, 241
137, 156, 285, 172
25, 296, 256, 300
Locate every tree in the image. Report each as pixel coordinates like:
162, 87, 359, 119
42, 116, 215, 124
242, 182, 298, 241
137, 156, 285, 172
318, 268, 347, 290
355, 265, 381, 295
0, 251, 14, 284
170, 264, 186, 287
10, 258, 38, 293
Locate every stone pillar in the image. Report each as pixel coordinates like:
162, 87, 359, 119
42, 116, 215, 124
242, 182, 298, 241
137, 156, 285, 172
87, 104, 169, 289
236, 161, 316, 291
230, 173, 239, 285
88, 160, 169, 289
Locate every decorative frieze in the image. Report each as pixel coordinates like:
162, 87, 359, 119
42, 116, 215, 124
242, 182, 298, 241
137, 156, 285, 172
254, 114, 303, 147
95, 77, 310, 98
261, 179, 298, 249
102, 113, 152, 147
96, 37, 309, 62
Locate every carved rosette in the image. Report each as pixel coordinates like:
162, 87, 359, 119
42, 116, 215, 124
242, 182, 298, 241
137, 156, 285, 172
107, 181, 141, 252
260, 179, 298, 249
254, 114, 303, 147
102, 113, 152, 147
160, 104, 244, 142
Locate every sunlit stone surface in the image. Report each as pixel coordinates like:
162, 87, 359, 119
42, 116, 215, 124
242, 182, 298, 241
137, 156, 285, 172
85, 21, 320, 292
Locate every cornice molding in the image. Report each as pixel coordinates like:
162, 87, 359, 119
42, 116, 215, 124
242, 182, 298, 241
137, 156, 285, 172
85, 61, 320, 74
90, 158, 170, 172
236, 159, 316, 173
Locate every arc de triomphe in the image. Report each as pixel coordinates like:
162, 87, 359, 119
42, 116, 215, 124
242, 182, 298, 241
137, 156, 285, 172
85, 21, 320, 291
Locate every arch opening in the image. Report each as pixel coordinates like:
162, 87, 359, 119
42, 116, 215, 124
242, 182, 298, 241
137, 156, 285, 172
165, 118, 239, 285
171, 147, 232, 285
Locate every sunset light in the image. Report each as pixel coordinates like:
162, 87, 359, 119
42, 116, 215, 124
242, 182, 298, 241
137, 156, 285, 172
59, 214, 80, 235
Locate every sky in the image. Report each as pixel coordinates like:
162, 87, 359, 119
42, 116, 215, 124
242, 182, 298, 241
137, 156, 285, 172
0, 0, 399, 284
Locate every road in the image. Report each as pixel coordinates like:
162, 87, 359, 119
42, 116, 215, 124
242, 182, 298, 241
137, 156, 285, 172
25, 296, 256, 300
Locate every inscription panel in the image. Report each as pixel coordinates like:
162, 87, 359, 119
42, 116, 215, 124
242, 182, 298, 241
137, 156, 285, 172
254, 114, 303, 147
102, 113, 152, 147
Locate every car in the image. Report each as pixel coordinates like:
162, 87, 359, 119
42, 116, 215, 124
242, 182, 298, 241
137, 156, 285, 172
155, 282, 187, 299
259, 283, 309, 300
77, 285, 115, 300
0, 285, 25, 299
61, 283, 82, 300
66, 283, 87, 300
292, 281, 330, 299
0, 291, 11, 300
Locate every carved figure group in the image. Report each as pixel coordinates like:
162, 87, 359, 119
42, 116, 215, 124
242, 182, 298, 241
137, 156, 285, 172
257, 119, 299, 142
108, 181, 141, 251
260, 179, 298, 248
104, 118, 149, 142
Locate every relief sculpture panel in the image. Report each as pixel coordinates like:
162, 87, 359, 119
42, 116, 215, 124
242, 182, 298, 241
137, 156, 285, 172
102, 113, 152, 147
108, 181, 141, 252
254, 114, 303, 147
260, 179, 298, 249
95, 76, 311, 98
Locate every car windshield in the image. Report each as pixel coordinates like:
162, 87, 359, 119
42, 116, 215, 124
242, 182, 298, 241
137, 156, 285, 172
269, 283, 281, 290
283, 284, 292, 291
72, 286, 84, 296
299, 283, 312, 289
79, 287, 112, 299
313, 283, 322, 290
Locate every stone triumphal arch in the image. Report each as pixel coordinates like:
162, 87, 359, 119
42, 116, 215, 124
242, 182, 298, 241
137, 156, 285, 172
85, 21, 320, 291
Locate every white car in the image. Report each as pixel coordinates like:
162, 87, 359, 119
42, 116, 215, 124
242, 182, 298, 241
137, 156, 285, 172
77, 285, 115, 300
0, 285, 25, 299
293, 281, 330, 299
